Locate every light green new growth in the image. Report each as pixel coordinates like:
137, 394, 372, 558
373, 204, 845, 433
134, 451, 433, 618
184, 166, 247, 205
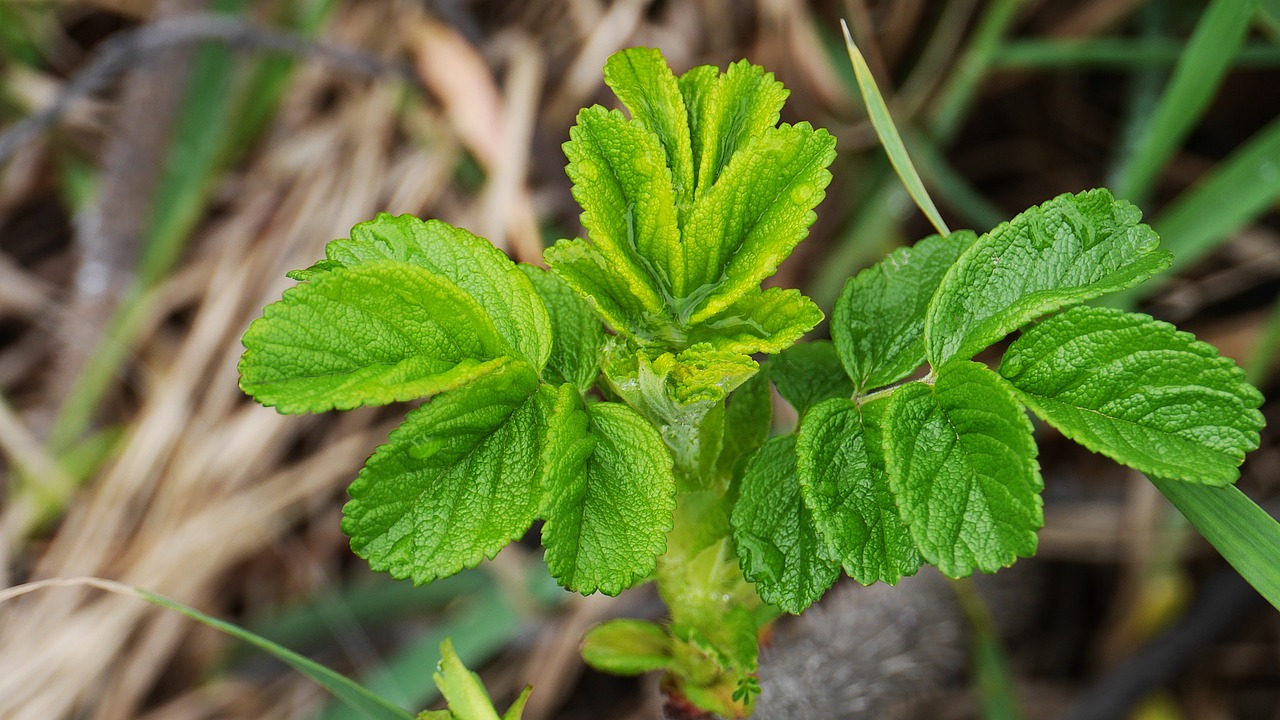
241, 47, 837, 718
428, 638, 530, 720
239, 45, 1268, 719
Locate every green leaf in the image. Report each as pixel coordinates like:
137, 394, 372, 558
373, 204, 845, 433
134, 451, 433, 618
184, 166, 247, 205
565, 105, 684, 299
694, 59, 789, 195
732, 435, 840, 613
1151, 477, 1280, 611
999, 306, 1264, 486
433, 639, 501, 720
544, 238, 657, 340
883, 361, 1043, 577
343, 361, 542, 584
603, 343, 754, 487
520, 265, 604, 391
797, 397, 921, 585
541, 396, 676, 595
580, 619, 674, 675
833, 231, 974, 392
686, 287, 823, 355
683, 123, 837, 322
678, 64, 719, 188
769, 341, 854, 416
926, 189, 1171, 365
289, 215, 551, 370
240, 261, 509, 414
716, 370, 772, 482
604, 47, 696, 215
500, 687, 531, 720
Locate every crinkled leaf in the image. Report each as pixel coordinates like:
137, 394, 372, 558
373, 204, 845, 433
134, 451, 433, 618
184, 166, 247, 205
433, 639, 501, 720
290, 214, 551, 370
834, 231, 974, 391
716, 370, 772, 482
686, 286, 823, 355
603, 344, 753, 488
999, 306, 1264, 486
662, 344, 759, 406
541, 396, 676, 595
520, 265, 604, 391
694, 59, 789, 196
770, 340, 854, 416
604, 47, 695, 215
565, 105, 684, 299
343, 361, 542, 584
684, 124, 836, 322
883, 361, 1043, 577
797, 397, 921, 585
926, 189, 1172, 365
678, 64, 719, 188
732, 435, 840, 613
240, 261, 508, 414
544, 238, 657, 340
581, 619, 673, 675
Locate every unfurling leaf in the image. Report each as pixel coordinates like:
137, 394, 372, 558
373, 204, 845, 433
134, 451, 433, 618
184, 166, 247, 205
581, 619, 674, 675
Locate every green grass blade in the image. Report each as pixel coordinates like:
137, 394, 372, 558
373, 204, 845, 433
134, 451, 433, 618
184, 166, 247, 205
138, 0, 245, 284
1260, 0, 1280, 39
952, 579, 1023, 720
318, 584, 523, 720
929, 0, 1025, 142
136, 588, 416, 720
1247, 296, 1280, 386
992, 39, 1280, 69
1108, 114, 1280, 309
1149, 477, 1280, 611
813, 0, 1021, 307
247, 572, 491, 652
840, 19, 950, 237
1154, 114, 1280, 275
0, 578, 414, 720
224, 0, 340, 160
1113, 0, 1262, 203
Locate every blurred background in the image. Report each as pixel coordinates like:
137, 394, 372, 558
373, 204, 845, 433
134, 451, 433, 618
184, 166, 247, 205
0, 1, 1279, 718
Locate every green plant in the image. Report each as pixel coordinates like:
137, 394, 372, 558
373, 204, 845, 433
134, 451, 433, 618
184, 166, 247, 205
238, 48, 1266, 717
